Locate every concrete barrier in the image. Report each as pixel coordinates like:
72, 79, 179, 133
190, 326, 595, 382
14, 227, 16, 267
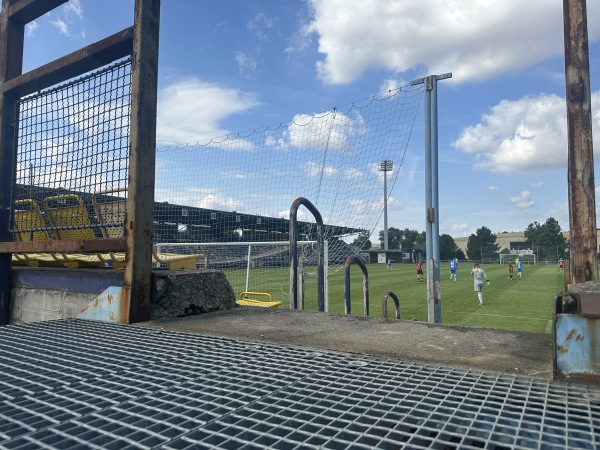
10, 266, 236, 324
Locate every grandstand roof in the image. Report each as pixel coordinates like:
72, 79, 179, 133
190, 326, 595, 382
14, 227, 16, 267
14, 185, 364, 243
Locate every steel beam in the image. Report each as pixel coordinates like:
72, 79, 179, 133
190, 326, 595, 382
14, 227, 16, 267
124, 0, 161, 323
564, 0, 597, 283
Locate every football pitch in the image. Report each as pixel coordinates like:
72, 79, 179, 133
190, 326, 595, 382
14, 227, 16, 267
224, 262, 565, 333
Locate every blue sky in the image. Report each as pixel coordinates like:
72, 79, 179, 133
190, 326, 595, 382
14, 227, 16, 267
16, 0, 600, 240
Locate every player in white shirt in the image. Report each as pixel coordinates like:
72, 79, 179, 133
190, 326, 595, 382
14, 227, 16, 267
471, 263, 490, 305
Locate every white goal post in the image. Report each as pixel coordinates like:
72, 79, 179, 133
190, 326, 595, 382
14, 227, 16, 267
499, 250, 536, 265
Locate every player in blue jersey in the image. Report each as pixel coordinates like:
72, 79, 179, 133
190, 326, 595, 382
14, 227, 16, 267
449, 258, 457, 281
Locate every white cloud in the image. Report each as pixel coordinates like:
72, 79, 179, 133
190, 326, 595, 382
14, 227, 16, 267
156, 78, 261, 146
511, 190, 535, 209
235, 51, 258, 75
247, 12, 275, 42
304, 0, 600, 85
451, 223, 469, 234
452, 91, 600, 174
530, 181, 544, 188
487, 185, 499, 191
156, 187, 243, 211
344, 168, 363, 180
276, 111, 366, 151
303, 161, 337, 178
64, 0, 83, 19
25, 21, 39, 37
51, 18, 69, 36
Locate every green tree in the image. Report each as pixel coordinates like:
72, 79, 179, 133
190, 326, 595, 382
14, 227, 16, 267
351, 232, 372, 250
466, 226, 500, 261
396, 228, 425, 255
378, 227, 426, 257
524, 217, 568, 260
440, 234, 466, 260
378, 227, 403, 250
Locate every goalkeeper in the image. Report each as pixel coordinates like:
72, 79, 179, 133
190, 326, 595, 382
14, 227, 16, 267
471, 263, 490, 305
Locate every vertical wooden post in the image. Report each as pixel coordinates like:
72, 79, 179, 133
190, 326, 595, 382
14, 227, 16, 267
124, 0, 161, 323
563, 0, 597, 283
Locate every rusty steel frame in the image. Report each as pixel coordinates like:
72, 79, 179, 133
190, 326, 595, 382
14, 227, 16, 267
0, 0, 160, 325
344, 255, 369, 316
382, 289, 400, 319
564, 0, 598, 283
124, 0, 160, 323
289, 197, 324, 311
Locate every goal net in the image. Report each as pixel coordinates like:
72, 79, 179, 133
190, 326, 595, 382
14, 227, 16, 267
153, 86, 424, 310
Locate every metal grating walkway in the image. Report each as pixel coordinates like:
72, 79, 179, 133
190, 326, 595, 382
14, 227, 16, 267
0, 320, 598, 449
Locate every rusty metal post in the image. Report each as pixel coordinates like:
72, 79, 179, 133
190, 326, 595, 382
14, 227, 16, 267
564, 0, 597, 283
124, 0, 161, 323
344, 255, 369, 316
0, 0, 22, 325
0, 0, 69, 325
289, 197, 324, 311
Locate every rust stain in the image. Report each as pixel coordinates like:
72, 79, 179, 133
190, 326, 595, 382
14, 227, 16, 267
557, 345, 568, 354
107, 292, 113, 305
119, 285, 131, 324
565, 329, 577, 342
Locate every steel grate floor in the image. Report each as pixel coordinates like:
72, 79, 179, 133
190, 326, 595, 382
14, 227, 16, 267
0, 320, 598, 449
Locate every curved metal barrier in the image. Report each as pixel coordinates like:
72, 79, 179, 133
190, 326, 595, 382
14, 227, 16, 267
344, 255, 369, 316
382, 290, 400, 319
289, 197, 324, 311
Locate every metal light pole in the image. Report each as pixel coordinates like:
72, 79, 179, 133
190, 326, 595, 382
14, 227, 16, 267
411, 73, 452, 324
379, 160, 393, 251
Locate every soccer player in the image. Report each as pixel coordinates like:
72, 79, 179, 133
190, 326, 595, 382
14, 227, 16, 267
471, 263, 490, 305
517, 258, 523, 277
508, 259, 514, 280
559, 258, 564, 273
387, 258, 392, 269
449, 258, 457, 281
416, 259, 424, 282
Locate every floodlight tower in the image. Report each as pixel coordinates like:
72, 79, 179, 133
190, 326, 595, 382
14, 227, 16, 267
379, 160, 393, 251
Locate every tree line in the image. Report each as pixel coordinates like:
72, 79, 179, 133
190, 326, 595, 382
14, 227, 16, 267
351, 217, 569, 261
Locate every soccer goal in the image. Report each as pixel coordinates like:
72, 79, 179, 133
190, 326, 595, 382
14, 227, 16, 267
154, 241, 327, 309
499, 250, 536, 265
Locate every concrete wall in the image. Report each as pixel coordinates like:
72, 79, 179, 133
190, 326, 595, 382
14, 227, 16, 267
10, 267, 236, 324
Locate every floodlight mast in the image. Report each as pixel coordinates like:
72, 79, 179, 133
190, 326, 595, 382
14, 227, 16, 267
379, 160, 393, 251
411, 73, 452, 324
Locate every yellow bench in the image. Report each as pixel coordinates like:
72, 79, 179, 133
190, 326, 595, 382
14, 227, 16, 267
236, 291, 282, 308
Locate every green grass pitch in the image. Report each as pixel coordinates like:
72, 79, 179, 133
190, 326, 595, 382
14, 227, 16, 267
224, 262, 565, 333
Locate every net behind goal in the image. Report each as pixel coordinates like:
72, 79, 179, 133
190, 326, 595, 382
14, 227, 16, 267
153, 86, 425, 312
155, 241, 325, 309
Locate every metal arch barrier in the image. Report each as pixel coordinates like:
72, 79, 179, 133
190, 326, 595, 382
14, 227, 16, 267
382, 290, 400, 319
289, 197, 324, 311
344, 255, 369, 316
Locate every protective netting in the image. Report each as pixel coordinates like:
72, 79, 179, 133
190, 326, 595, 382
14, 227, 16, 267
9, 60, 424, 308
11, 59, 132, 238
154, 87, 424, 304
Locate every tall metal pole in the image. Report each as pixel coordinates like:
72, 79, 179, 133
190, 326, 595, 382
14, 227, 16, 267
411, 73, 452, 324
379, 160, 393, 251
384, 168, 388, 251
563, 0, 597, 283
